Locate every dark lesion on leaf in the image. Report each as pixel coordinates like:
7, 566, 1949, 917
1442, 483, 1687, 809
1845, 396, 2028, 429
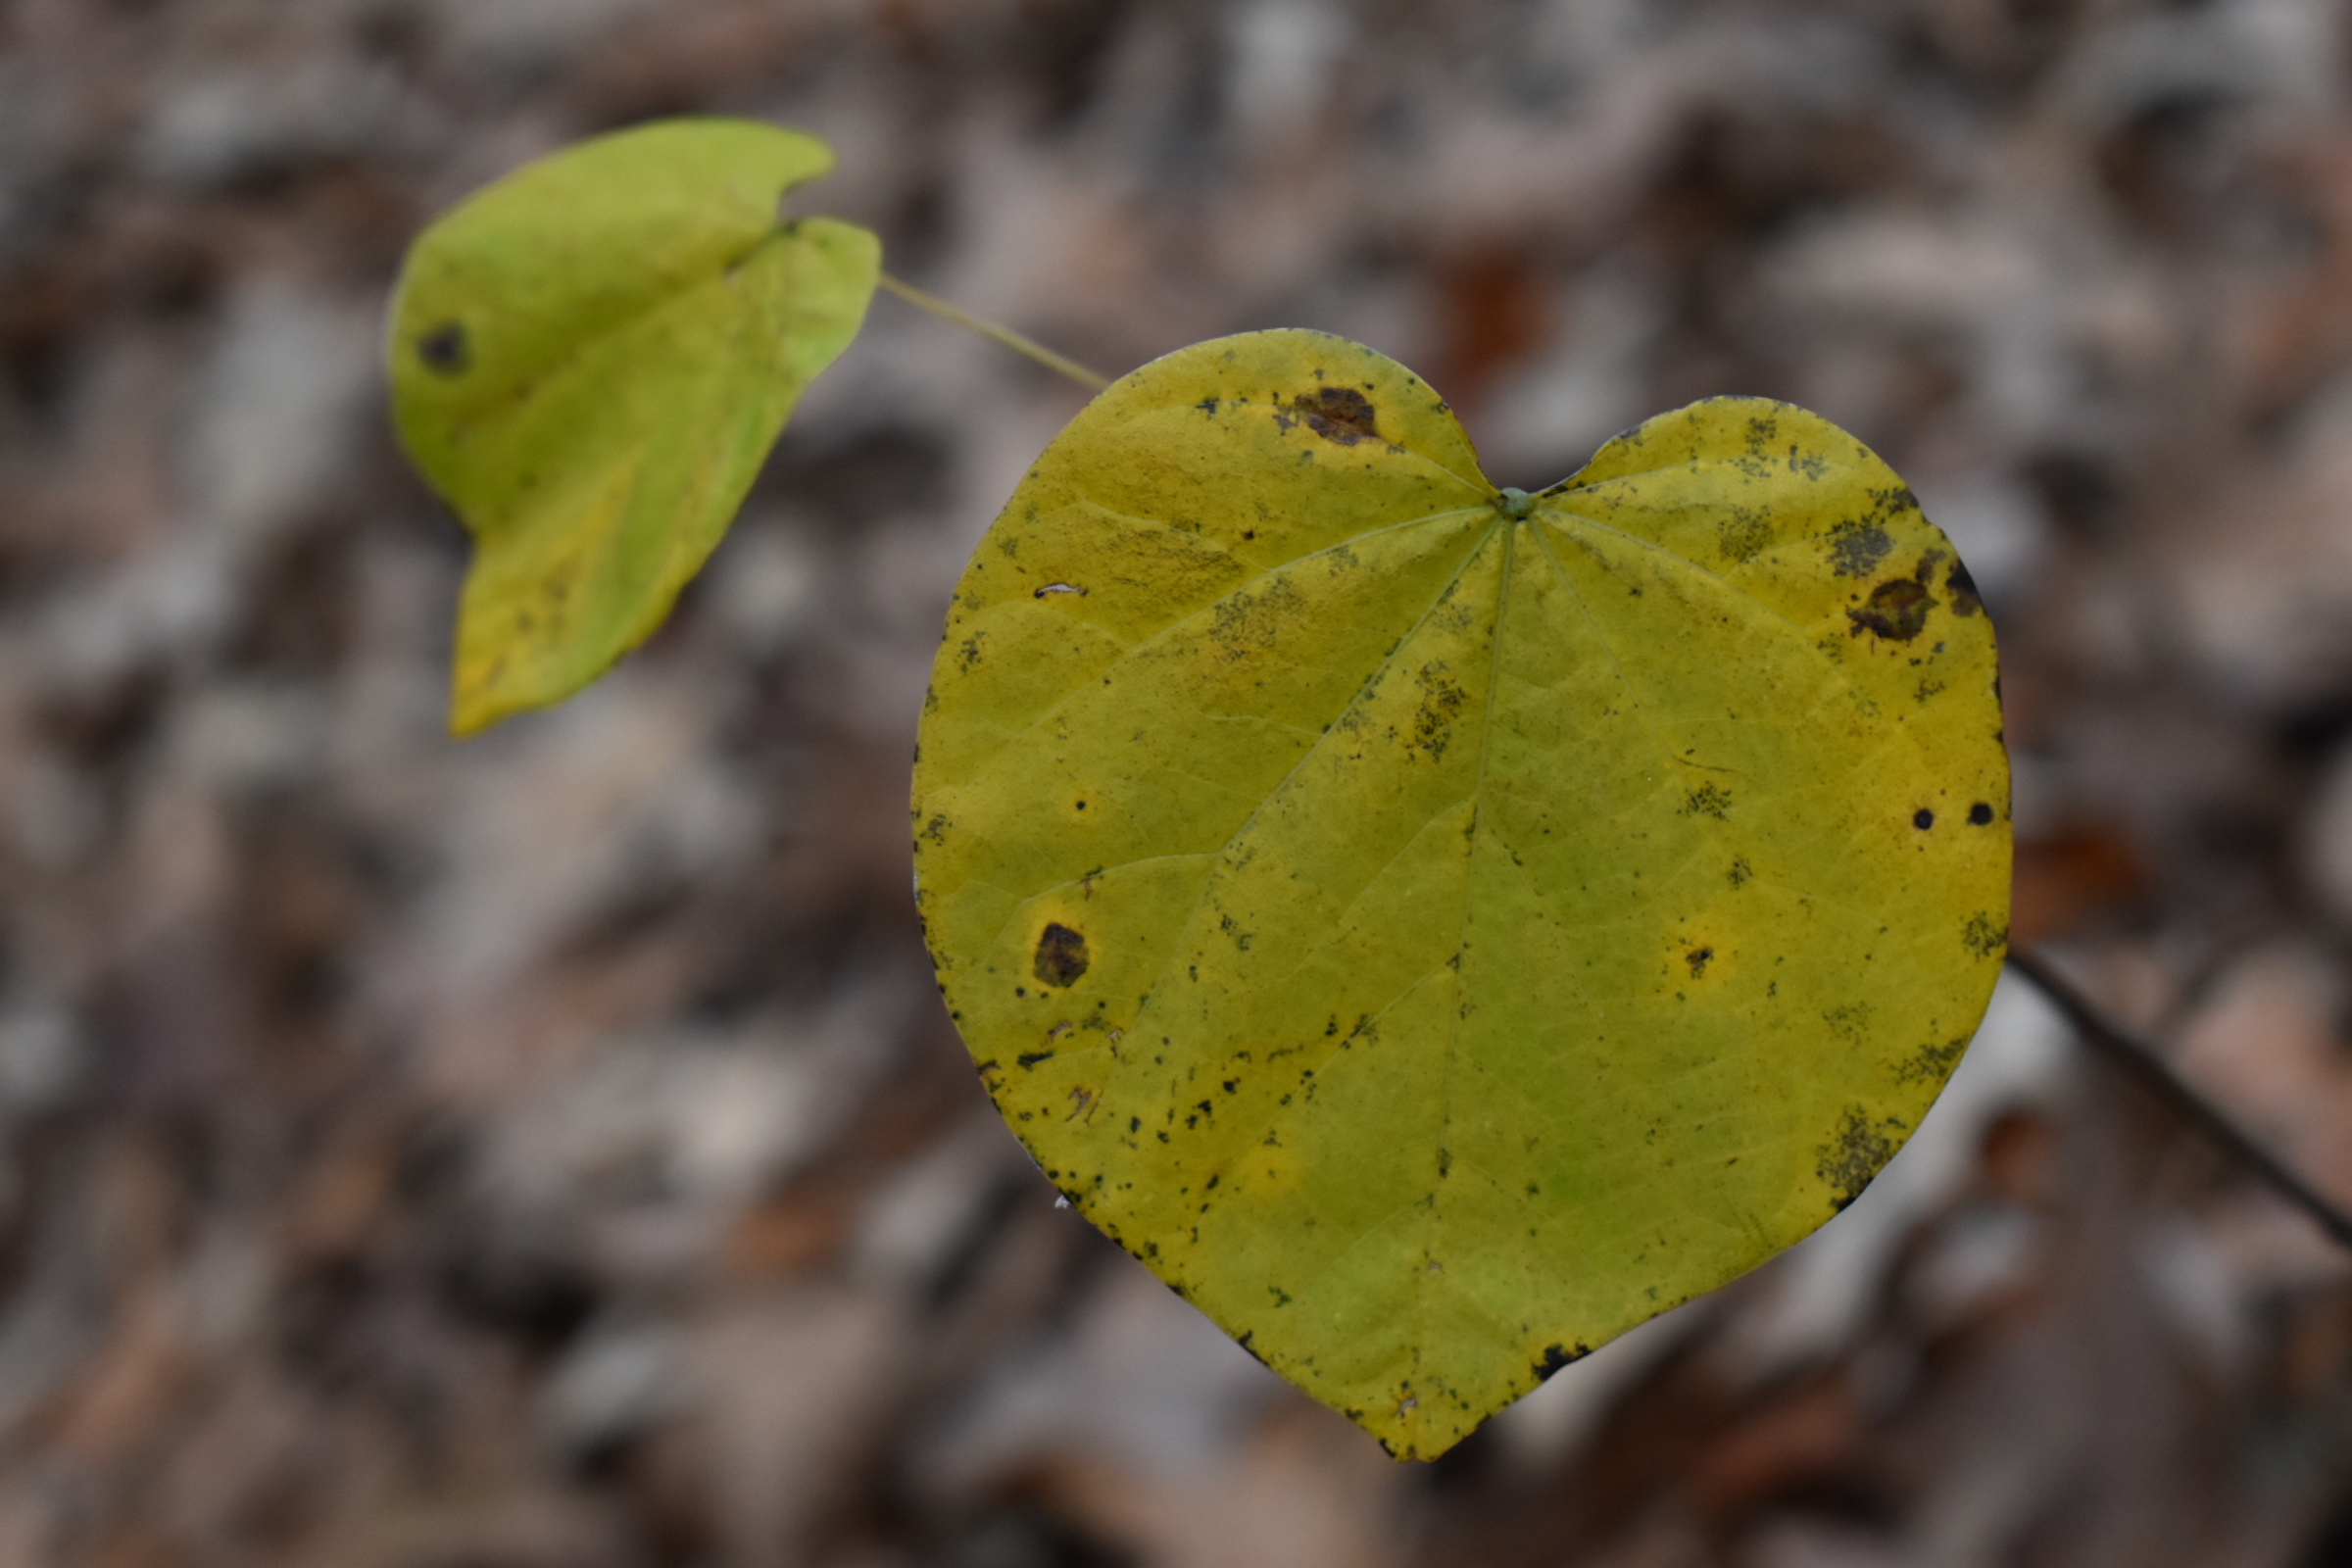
1033, 922, 1090, 987
1945, 559, 1984, 617
416, 320, 470, 375
1410, 662, 1467, 760
1851, 550, 1951, 642
1895, 1034, 1971, 1086
1209, 578, 1304, 662
1817, 1105, 1904, 1210
1718, 506, 1773, 564
1534, 1343, 1591, 1381
1826, 487, 1920, 577
1963, 911, 2007, 960
1823, 1002, 1873, 1043
1683, 782, 1732, 819
1686, 946, 1713, 978
1288, 385, 1381, 445
1848, 576, 1935, 642
1828, 520, 1893, 578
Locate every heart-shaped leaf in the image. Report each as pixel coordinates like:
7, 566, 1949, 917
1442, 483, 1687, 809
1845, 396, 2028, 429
911, 330, 2009, 1458
388, 118, 878, 734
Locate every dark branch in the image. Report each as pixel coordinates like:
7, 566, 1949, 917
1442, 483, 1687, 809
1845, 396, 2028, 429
2006, 947, 2352, 1250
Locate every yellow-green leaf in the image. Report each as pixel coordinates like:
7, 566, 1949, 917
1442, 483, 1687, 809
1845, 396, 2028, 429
910, 330, 2010, 1459
388, 118, 879, 734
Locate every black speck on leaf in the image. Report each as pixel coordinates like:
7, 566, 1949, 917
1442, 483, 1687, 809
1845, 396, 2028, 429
417, 320, 470, 375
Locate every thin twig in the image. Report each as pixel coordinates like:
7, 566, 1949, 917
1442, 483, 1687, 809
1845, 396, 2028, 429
2006, 946, 2352, 1249
876, 272, 1111, 392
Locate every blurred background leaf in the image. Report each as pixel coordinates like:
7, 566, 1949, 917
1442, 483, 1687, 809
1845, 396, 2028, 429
388, 119, 877, 734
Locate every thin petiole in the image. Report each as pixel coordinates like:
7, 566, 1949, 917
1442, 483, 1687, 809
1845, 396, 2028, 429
2006, 947, 2352, 1250
876, 272, 1111, 392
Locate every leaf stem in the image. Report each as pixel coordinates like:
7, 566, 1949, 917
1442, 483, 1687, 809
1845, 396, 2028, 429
876, 272, 1111, 392
2006, 946, 2352, 1249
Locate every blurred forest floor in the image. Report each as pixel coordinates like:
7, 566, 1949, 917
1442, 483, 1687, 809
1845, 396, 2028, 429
7, 0, 2352, 1564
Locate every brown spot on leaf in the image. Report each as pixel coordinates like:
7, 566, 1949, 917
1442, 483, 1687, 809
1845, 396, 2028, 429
1946, 559, 1983, 616
416, 320, 469, 375
1848, 577, 1935, 642
1292, 385, 1381, 445
1686, 946, 1713, 978
1033, 922, 1090, 987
